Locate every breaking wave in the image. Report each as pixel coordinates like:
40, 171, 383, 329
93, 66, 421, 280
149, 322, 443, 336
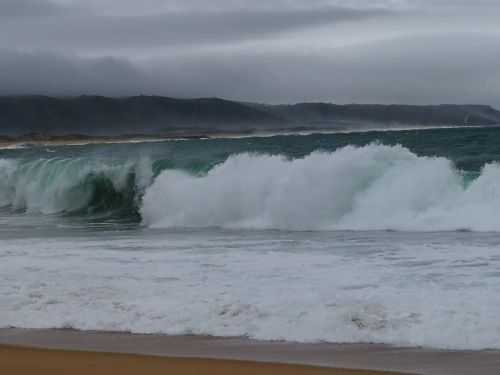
0, 157, 152, 218
3, 143, 500, 231
141, 144, 500, 231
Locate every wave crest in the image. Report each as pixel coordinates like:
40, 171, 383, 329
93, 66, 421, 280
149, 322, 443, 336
141, 144, 500, 231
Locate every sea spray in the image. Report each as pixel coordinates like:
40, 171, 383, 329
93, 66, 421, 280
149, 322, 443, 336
141, 144, 500, 231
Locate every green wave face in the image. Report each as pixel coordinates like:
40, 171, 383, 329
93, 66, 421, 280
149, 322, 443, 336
0, 157, 152, 221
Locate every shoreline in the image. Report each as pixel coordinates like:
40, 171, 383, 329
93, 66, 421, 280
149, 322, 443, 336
0, 125, 492, 149
0, 344, 405, 375
2, 329, 500, 375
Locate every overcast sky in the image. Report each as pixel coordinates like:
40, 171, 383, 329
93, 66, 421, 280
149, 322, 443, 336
1, 0, 500, 105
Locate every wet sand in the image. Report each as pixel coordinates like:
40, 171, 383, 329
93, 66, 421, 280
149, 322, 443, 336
0, 345, 404, 375
2, 329, 500, 375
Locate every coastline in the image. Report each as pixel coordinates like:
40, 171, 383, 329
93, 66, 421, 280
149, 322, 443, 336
0, 125, 491, 149
2, 329, 500, 375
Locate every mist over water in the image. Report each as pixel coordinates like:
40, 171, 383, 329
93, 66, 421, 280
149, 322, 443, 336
2, 127, 500, 349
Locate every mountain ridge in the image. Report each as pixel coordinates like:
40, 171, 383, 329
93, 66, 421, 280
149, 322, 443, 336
0, 95, 499, 136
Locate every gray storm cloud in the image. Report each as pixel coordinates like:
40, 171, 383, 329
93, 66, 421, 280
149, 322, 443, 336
0, 0, 499, 105
0, 1, 390, 51
0, 0, 62, 17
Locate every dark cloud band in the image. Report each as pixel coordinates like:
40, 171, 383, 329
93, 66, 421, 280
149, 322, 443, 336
1, 34, 499, 106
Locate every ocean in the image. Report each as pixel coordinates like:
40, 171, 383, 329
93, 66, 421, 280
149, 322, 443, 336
1, 127, 500, 350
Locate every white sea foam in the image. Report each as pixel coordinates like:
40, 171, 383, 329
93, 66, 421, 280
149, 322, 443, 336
142, 144, 500, 231
200, 125, 495, 140
1, 230, 499, 350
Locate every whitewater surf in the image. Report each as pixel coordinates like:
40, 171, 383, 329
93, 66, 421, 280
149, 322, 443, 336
2, 126, 500, 350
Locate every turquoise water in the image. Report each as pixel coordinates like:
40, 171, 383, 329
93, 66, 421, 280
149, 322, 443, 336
3, 126, 500, 171
0, 126, 498, 224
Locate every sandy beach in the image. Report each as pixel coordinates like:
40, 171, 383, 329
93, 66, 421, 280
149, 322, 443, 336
2, 329, 500, 375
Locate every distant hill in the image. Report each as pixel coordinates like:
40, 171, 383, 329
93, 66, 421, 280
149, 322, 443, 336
0, 95, 499, 137
257, 103, 500, 128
